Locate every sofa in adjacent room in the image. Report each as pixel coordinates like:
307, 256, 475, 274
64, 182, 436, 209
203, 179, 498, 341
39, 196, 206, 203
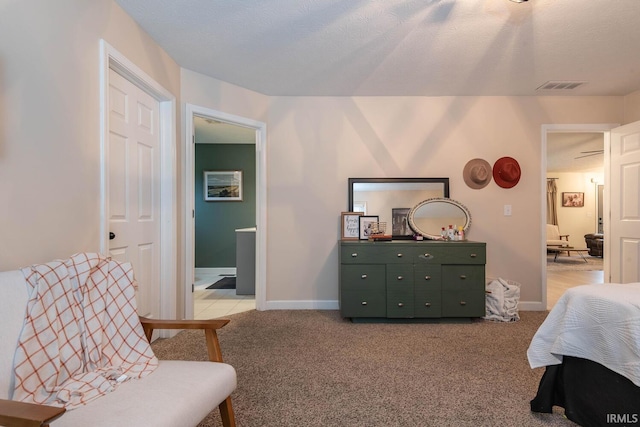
584, 233, 604, 257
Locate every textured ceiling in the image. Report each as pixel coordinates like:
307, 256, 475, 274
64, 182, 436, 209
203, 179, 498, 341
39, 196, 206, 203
116, 0, 640, 96
547, 133, 603, 173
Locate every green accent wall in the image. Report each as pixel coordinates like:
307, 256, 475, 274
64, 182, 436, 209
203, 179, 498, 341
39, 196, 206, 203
195, 144, 256, 267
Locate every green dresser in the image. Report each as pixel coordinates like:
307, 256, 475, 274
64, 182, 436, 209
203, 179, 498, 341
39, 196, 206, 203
339, 240, 486, 320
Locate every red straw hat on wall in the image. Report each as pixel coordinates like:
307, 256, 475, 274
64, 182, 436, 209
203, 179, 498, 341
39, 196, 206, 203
493, 157, 521, 189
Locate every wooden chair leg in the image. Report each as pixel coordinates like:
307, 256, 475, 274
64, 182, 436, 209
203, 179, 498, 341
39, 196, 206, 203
219, 396, 236, 427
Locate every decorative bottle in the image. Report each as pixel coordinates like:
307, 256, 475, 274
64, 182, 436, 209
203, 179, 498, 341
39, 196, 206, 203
447, 225, 455, 240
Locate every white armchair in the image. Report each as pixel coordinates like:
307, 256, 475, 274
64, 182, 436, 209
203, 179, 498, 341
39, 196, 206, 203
546, 224, 569, 247
0, 256, 236, 427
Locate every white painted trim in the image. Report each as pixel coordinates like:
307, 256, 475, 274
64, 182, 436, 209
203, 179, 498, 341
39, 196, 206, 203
184, 104, 267, 318
265, 300, 339, 310
540, 123, 618, 308
518, 301, 546, 311
99, 40, 177, 328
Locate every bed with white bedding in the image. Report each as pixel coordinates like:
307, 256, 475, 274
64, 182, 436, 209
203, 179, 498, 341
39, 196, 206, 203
527, 283, 640, 427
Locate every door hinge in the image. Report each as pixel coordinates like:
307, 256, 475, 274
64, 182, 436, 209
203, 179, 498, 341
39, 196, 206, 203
192, 283, 194, 293
192, 135, 195, 144
192, 209, 195, 218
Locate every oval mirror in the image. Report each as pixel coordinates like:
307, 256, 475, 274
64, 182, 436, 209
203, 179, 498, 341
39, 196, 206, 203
407, 198, 471, 240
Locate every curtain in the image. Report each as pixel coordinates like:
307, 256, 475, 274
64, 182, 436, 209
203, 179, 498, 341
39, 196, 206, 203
547, 179, 558, 225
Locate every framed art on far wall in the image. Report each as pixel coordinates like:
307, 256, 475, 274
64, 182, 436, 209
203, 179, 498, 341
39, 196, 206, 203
204, 170, 243, 201
341, 212, 363, 240
562, 192, 584, 207
359, 215, 379, 240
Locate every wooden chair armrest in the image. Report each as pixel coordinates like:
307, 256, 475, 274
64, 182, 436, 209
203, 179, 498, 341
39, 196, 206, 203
0, 399, 65, 427
560, 234, 569, 240
139, 317, 230, 331
139, 316, 231, 363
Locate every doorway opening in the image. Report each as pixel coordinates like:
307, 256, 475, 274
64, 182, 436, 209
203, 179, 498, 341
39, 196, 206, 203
184, 104, 267, 319
542, 124, 613, 310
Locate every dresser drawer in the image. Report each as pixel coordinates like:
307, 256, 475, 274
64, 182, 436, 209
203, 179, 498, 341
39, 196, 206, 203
442, 265, 485, 290
341, 264, 386, 290
408, 247, 448, 265
341, 288, 387, 317
442, 289, 485, 317
438, 245, 486, 264
341, 245, 422, 264
414, 265, 442, 290
386, 265, 414, 286
386, 289, 415, 318
413, 289, 442, 317
386, 265, 414, 318
340, 264, 386, 317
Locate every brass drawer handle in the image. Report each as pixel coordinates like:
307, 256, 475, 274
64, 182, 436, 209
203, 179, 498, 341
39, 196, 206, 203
460, 275, 467, 279
425, 302, 432, 307
460, 301, 467, 306
361, 301, 367, 305
397, 276, 403, 280
470, 253, 477, 258
424, 253, 431, 258
397, 253, 403, 257
361, 274, 367, 279
398, 302, 404, 307
351, 253, 358, 257
424, 275, 431, 280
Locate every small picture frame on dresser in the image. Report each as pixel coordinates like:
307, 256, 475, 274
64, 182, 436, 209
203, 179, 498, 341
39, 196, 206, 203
341, 212, 363, 240
359, 215, 379, 240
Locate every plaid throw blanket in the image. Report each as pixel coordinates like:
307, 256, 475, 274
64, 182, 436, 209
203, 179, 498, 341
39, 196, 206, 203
12, 253, 158, 409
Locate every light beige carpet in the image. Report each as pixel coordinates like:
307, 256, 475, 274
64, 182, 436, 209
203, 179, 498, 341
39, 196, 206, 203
151, 310, 578, 427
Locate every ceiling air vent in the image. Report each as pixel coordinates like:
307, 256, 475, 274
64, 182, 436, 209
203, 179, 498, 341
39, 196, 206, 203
537, 81, 587, 91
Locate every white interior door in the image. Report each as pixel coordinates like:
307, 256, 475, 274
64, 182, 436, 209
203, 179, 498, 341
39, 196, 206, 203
108, 68, 161, 318
610, 120, 640, 283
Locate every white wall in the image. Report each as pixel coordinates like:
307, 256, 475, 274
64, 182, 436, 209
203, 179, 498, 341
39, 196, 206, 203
624, 89, 640, 124
265, 96, 622, 306
0, 1, 181, 270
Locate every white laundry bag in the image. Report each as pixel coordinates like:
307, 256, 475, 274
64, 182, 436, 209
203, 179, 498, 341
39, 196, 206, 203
484, 277, 521, 322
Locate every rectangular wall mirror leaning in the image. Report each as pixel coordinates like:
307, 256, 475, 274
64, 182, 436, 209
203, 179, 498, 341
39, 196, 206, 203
348, 178, 450, 240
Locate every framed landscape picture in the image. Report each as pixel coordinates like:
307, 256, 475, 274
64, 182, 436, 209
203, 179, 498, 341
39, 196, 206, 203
204, 170, 243, 201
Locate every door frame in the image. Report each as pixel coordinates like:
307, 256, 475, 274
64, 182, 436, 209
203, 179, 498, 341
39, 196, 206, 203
184, 104, 267, 318
541, 123, 617, 309
99, 40, 177, 322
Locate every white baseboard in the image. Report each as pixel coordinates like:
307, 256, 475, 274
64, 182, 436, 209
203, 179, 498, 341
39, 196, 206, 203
518, 301, 547, 311
263, 300, 339, 310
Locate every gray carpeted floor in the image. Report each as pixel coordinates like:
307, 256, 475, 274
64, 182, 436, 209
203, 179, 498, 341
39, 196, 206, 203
151, 310, 578, 427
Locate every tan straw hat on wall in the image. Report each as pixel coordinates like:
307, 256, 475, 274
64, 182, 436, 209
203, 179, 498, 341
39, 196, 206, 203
463, 158, 492, 189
